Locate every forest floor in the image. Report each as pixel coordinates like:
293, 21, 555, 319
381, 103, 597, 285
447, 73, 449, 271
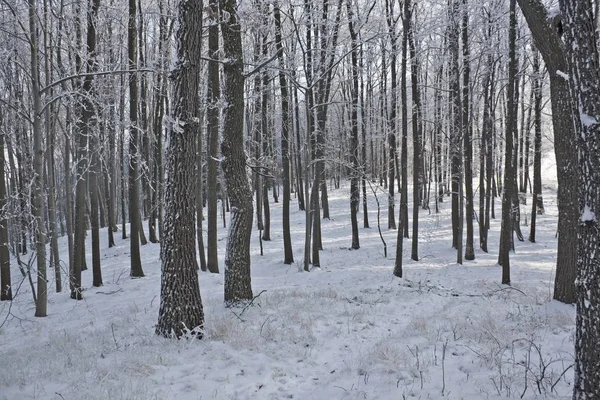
0, 160, 575, 400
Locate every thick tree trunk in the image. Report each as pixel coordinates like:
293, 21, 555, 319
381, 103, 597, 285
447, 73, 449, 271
221, 0, 253, 304
517, 0, 577, 303
559, 1, 600, 397
156, 0, 204, 339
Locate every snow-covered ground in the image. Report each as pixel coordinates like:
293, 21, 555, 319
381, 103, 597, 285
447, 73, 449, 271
0, 161, 574, 399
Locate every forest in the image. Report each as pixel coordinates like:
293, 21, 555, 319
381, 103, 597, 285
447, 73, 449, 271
0, 0, 599, 399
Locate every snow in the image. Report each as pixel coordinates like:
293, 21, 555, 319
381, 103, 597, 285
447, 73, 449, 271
581, 205, 596, 222
556, 70, 569, 81
579, 111, 598, 128
0, 172, 574, 399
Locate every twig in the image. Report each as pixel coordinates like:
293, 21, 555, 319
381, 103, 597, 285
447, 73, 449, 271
231, 290, 267, 321
95, 288, 124, 295
491, 284, 528, 297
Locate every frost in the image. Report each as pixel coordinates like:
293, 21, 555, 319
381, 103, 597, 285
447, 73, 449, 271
547, 6, 560, 19
581, 205, 596, 222
556, 70, 569, 81
580, 111, 598, 127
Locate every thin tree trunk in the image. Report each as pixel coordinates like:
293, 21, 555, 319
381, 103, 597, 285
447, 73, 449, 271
128, 0, 144, 277
498, 0, 518, 285
462, 0, 475, 261
206, 0, 220, 274
274, 3, 293, 264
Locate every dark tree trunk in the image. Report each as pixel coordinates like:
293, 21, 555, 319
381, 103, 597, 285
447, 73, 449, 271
128, 0, 144, 278
156, 0, 204, 339
559, 1, 600, 397
529, 48, 542, 243
221, 0, 254, 304
406, 0, 422, 262
385, 0, 397, 230
449, 0, 462, 251
462, 0, 475, 261
72, 0, 102, 299
206, 0, 220, 274
517, 0, 578, 303
498, 0, 518, 285
0, 112, 11, 301
347, 0, 360, 250
274, 3, 294, 264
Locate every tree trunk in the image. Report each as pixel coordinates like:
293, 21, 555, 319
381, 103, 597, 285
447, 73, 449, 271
498, 0, 518, 285
529, 48, 542, 243
559, 0, 600, 396
517, 0, 578, 303
274, 3, 294, 263
386, 0, 397, 230
128, 0, 144, 278
29, 0, 48, 316
0, 111, 11, 301
220, 0, 254, 304
462, 0, 475, 261
156, 0, 204, 339
206, 0, 220, 274
449, 0, 462, 251
406, 0, 422, 262
347, 0, 360, 250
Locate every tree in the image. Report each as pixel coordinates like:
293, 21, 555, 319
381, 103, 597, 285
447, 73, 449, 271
517, 0, 578, 303
156, 0, 204, 339
448, 0, 462, 252
28, 0, 48, 316
498, 0, 518, 285
0, 109, 11, 301
528, 47, 543, 243
385, 0, 398, 231
558, 0, 600, 396
128, 0, 144, 278
405, 0, 423, 262
347, 0, 360, 250
206, 0, 220, 274
462, 0, 475, 261
274, 2, 294, 264
220, 0, 254, 304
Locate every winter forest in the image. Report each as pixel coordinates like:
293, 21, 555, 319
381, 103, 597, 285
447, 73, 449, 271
1, 0, 599, 398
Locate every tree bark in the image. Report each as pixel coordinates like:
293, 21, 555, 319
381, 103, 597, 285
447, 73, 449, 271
498, 0, 518, 285
558, 1, 600, 397
128, 0, 144, 278
274, 3, 294, 264
462, 0, 475, 261
29, 0, 49, 316
221, 0, 253, 304
206, 0, 220, 274
347, 0, 360, 250
156, 0, 204, 339
517, 0, 578, 303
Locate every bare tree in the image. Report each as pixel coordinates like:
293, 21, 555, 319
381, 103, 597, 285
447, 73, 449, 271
128, 0, 144, 278
220, 0, 254, 303
156, 0, 204, 339
558, 0, 600, 396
